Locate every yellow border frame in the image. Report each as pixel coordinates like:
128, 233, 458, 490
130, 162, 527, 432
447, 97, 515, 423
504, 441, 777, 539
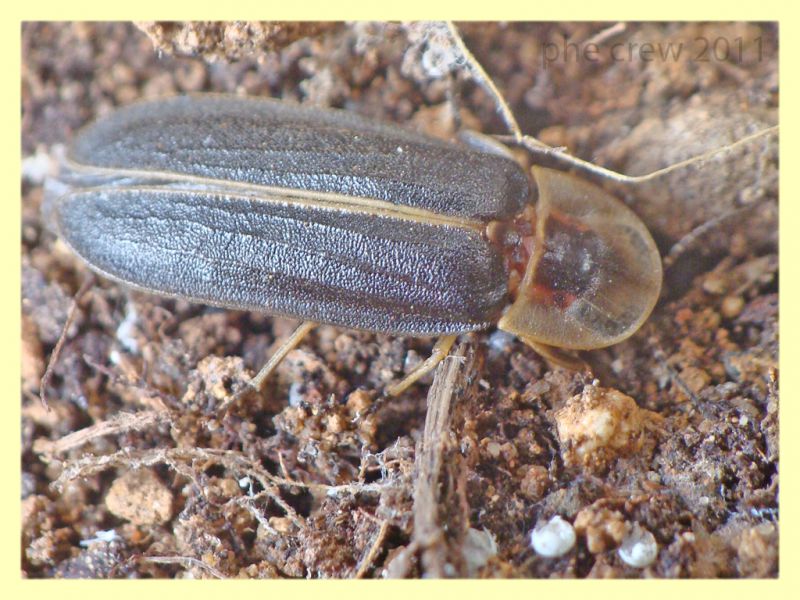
9, 3, 793, 596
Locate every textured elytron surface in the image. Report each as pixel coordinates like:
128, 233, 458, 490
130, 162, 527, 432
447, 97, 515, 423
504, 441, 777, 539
69, 95, 530, 221
53, 187, 509, 335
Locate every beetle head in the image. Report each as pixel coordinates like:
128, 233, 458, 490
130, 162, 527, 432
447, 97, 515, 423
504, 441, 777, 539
498, 167, 663, 350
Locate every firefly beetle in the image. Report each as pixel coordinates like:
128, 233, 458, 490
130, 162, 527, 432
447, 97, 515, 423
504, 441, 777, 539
42, 92, 662, 394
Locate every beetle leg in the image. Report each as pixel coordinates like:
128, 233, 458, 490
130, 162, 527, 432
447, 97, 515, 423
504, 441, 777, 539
457, 130, 519, 160
446, 21, 524, 143
448, 19, 778, 192
494, 126, 778, 191
518, 336, 592, 372
249, 321, 318, 390
386, 335, 458, 396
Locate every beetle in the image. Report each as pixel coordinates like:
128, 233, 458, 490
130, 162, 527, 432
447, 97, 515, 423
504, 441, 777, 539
42, 94, 663, 395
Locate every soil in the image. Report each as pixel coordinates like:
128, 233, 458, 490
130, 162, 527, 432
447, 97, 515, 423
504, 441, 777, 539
21, 22, 778, 578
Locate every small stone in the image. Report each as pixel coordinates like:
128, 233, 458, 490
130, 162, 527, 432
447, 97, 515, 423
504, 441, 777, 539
519, 465, 550, 500
679, 366, 711, 394
346, 389, 372, 414
462, 528, 497, 576
268, 516, 294, 534
574, 507, 627, 554
530, 516, 576, 558
486, 441, 502, 458
703, 273, 727, 295
721, 295, 745, 319
736, 522, 778, 577
618, 524, 658, 568
325, 413, 346, 434
555, 384, 662, 471
105, 468, 173, 525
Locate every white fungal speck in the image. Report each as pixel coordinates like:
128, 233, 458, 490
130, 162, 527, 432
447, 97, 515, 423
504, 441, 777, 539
487, 330, 515, 353
288, 382, 304, 407
618, 524, 658, 568
80, 529, 119, 547
22, 145, 62, 184
530, 515, 576, 558
115, 302, 139, 353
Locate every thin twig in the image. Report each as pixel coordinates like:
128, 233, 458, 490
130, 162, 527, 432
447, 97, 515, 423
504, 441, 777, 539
33, 409, 169, 456
650, 339, 699, 404
354, 519, 391, 578
39, 274, 94, 410
81, 353, 174, 411
52, 446, 305, 528
52, 445, 397, 530
412, 343, 468, 577
229, 494, 280, 536
662, 204, 761, 272
139, 555, 226, 579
